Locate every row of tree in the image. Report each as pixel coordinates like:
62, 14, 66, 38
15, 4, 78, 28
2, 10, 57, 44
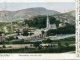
47, 24, 75, 36
0, 42, 75, 53
24, 15, 60, 29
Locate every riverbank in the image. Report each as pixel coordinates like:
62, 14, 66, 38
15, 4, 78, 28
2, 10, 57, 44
49, 34, 75, 40
32, 34, 75, 42
0, 36, 75, 45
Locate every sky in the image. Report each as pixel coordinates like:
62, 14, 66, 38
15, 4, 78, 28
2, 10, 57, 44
0, 2, 75, 13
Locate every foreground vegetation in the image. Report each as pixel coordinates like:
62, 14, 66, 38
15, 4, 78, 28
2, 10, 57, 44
0, 46, 75, 53
0, 36, 75, 45
0, 42, 75, 53
0, 36, 75, 53
24, 15, 60, 28
47, 24, 75, 36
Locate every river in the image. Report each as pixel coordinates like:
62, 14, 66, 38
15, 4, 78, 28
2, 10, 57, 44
50, 34, 75, 40
33, 34, 75, 42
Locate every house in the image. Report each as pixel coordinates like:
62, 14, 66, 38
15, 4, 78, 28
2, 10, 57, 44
0, 33, 5, 42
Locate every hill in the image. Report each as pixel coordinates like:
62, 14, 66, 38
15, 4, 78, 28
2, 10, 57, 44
0, 7, 60, 22
53, 10, 75, 25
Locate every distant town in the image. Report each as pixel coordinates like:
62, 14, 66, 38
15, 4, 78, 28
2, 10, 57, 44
0, 7, 75, 53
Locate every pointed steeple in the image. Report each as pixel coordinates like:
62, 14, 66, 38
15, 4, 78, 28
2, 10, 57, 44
46, 14, 50, 29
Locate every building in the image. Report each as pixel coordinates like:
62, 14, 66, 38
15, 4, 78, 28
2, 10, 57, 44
59, 23, 63, 28
50, 24, 57, 29
58, 23, 66, 28
46, 15, 57, 29
0, 33, 5, 42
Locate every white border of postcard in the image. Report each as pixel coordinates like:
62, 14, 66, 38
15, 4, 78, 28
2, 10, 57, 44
0, 0, 80, 60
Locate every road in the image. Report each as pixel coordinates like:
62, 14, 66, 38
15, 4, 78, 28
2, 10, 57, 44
0, 44, 57, 49
0, 44, 75, 49
0, 44, 33, 49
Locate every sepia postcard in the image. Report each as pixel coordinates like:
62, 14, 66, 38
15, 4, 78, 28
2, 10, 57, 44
0, 0, 79, 60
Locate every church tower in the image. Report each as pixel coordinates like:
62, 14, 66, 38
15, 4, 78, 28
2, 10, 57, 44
46, 14, 50, 29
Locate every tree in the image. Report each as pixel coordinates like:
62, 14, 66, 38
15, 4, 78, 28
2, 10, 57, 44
2, 44, 6, 48
16, 29, 20, 35
65, 42, 69, 47
21, 39, 24, 42
47, 24, 75, 36
22, 30, 29, 36
58, 42, 62, 47
41, 30, 45, 37
24, 16, 59, 29
38, 45, 42, 50
6, 36, 15, 41
33, 42, 41, 48
46, 38, 52, 43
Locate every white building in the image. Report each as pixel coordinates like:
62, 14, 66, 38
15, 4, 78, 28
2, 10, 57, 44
46, 15, 57, 29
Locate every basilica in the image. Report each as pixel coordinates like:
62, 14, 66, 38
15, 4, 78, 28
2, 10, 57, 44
46, 15, 57, 29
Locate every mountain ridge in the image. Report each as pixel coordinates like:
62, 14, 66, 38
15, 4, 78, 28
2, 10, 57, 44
53, 10, 75, 25
0, 7, 60, 22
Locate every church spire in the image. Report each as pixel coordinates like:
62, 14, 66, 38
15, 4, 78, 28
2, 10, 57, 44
46, 14, 50, 29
